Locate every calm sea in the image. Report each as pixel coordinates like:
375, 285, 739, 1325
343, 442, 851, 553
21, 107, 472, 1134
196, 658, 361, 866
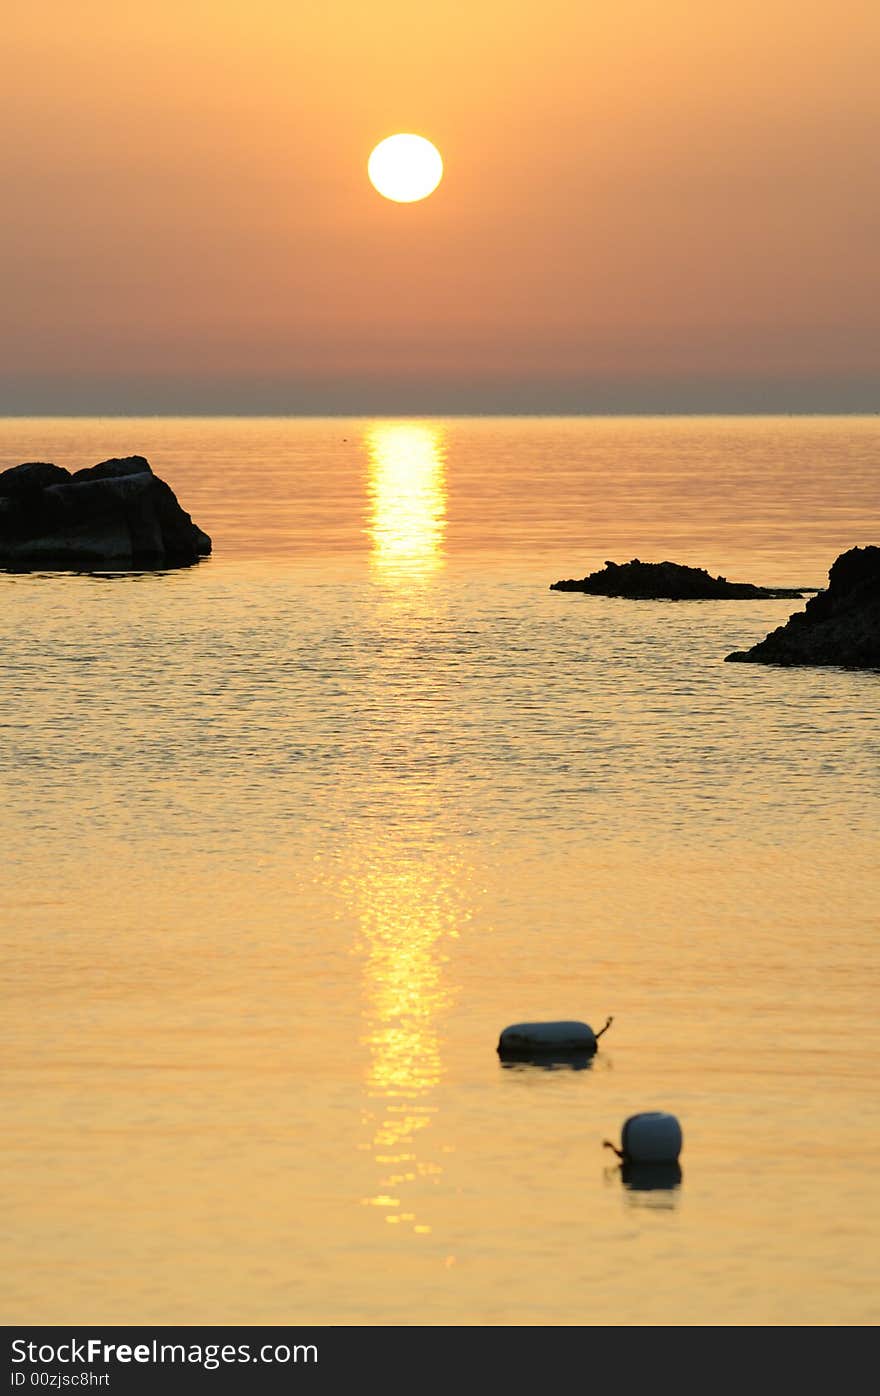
2, 417, 878, 1325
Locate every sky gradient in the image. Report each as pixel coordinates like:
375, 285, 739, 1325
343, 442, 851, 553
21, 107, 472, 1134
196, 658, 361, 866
3, 1, 879, 413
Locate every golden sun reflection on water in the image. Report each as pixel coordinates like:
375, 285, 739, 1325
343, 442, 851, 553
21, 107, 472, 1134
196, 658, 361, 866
348, 846, 467, 1237
365, 422, 447, 581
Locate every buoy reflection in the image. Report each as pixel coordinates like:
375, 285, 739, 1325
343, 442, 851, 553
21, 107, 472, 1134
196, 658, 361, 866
617, 1160, 683, 1211
365, 422, 447, 582
499, 1051, 596, 1072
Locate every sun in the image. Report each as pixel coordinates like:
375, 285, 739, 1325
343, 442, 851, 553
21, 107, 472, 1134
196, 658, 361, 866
367, 134, 443, 204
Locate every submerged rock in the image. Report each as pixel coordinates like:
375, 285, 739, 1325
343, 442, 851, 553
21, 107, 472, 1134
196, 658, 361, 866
0, 456, 211, 568
550, 558, 807, 600
725, 546, 880, 669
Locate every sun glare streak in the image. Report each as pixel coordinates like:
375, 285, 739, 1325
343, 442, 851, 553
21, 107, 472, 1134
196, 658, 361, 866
347, 840, 469, 1237
365, 422, 447, 582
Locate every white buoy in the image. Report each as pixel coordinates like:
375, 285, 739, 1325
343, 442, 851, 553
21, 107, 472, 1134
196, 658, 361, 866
605, 1111, 682, 1163
497, 1016, 613, 1058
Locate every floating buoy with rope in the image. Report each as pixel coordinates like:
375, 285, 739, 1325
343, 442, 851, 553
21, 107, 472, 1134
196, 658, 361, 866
497, 1015, 613, 1060
604, 1111, 682, 1164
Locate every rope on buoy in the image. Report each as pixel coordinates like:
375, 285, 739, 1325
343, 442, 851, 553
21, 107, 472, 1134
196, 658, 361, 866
595, 1015, 614, 1039
603, 1139, 624, 1159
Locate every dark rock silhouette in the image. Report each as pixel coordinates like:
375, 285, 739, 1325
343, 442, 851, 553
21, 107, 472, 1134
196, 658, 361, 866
726, 546, 880, 668
0, 456, 211, 568
551, 558, 807, 600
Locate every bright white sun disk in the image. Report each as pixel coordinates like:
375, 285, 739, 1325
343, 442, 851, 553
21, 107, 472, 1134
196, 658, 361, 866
368, 134, 443, 203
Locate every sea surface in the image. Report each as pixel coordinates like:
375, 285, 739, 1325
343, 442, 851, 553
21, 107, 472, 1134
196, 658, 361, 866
2, 416, 878, 1325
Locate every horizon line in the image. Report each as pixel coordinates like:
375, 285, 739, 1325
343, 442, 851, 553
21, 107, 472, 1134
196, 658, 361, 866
0, 409, 878, 421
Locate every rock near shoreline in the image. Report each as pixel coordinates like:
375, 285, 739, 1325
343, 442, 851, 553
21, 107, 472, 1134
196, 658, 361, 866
0, 457, 211, 568
725, 546, 880, 668
550, 558, 807, 601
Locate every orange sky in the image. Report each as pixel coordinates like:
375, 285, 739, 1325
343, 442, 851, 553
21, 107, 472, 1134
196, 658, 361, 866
2, 1, 879, 411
